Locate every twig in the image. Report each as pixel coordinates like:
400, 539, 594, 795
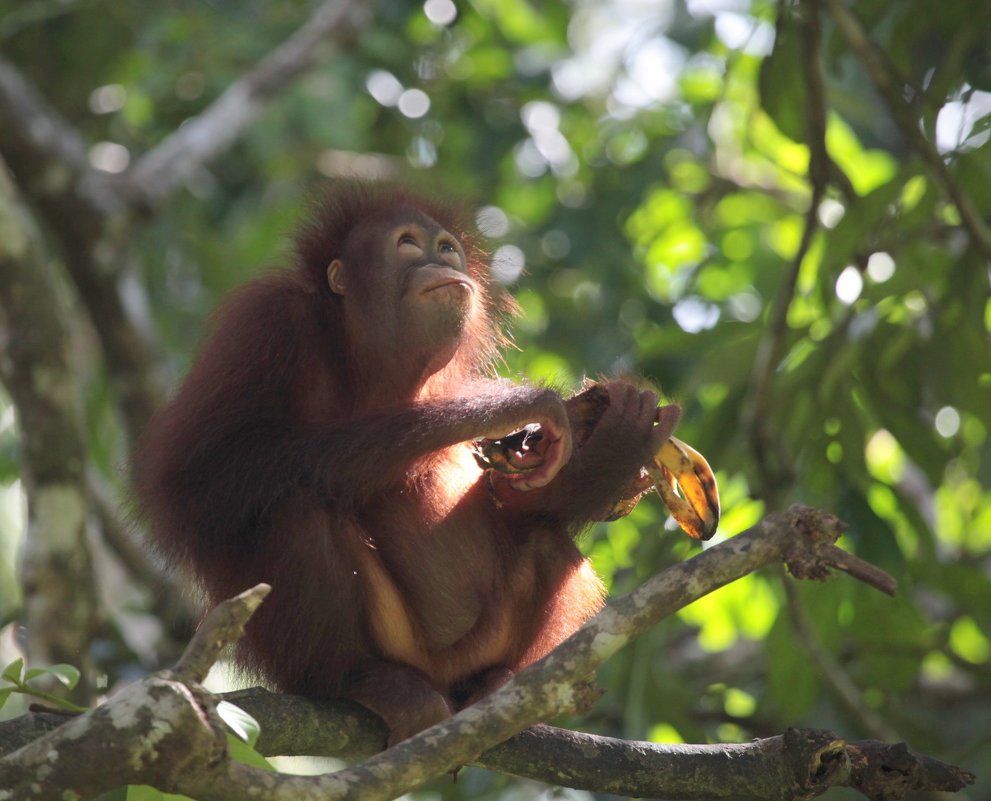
782, 577, 901, 742
745, 0, 834, 509
174, 585, 271, 683
820, 544, 897, 596
88, 469, 199, 637
822, 0, 991, 261
775, 509, 898, 597
127, 0, 372, 207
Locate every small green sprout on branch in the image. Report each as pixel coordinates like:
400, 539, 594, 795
0, 658, 86, 714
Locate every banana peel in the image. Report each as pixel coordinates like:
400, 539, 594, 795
472, 388, 720, 542
648, 436, 720, 541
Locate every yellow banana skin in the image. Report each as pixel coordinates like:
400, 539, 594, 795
648, 436, 720, 541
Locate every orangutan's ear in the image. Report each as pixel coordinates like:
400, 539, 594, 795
327, 260, 346, 295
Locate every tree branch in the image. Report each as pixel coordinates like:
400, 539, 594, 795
480, 724, 973, 800
745, 0, 833, 510
174, 585, 271, 683
0, 58, 105, 207
126, 0, 373, 208
822, 0, 991, 261
0, 1, 373, 442
87, 467, 199, 640
0, 56, 167, 442
0, 159, 100, 704
2, 692, 974, 800
1, 508, 972, 800
782, 578, 901, 742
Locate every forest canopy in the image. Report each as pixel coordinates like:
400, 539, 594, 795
0, 0, 988, 799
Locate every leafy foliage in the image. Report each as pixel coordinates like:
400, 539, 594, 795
1, 0, 990, 797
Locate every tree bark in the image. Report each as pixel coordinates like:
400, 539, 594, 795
0, 162, 100, 704
0, 511, 975, 800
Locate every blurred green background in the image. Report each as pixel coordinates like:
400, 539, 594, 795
0, 0, 989, 798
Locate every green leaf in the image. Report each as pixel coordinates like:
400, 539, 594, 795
226, 734, 274, 771
759, 6, 806, 143
817, 174, 904, 292
965, 42, 991, 91
216, 700, 261, 747
42, 664, 81, 690
0, 687, 13, 710
766, 613, 820, 718
92, 787, 129, 801
119, 785, 194, 801
2, 658, 24, 685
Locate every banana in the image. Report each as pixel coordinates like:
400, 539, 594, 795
473, 395, 721, 542
648, 436, 720, 541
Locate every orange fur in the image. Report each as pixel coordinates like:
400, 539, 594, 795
135, 181, 658, 744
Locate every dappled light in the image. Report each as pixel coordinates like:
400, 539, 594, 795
0, 0, 987, 798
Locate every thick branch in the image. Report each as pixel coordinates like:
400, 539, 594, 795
0, 588, 270, 797
1, 507, 961, 801
0, 57, 108, 208
0, 1, 373, 439
1, 692, 973, 801
0, 56, 166, 441
126, 0, 372, 207
481, 724, 973, 800
0, 161, 100, 703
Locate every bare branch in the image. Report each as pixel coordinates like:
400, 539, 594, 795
224, 688, 388, 760
0, 57, 167, 442
174, 584, 271, 684
0, 57, 109, 208
2, 693, 974, 800
481, 724, 973, 800
127, 0, 373, 207
0, 676, 229, 797
88, 468, 199, 638
0, 1, 372, 441
819, 544, 897, 596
